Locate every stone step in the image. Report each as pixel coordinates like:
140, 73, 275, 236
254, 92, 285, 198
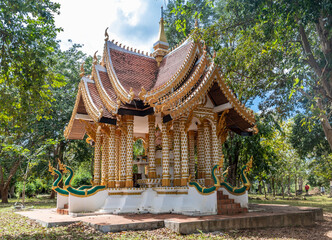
217, 191, 229, 200
217, 199, 234, 204
218, 207, 244, 215
56, 208, 69, 215
218, 203, 241, 210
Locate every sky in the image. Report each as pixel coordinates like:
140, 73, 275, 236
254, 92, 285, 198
54, 0, 166, 55
53, 0, 261, 112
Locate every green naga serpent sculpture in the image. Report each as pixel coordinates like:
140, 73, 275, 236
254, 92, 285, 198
48, 162, 69, 196
58, 161, 106, 197
49, 160, 106, 197
189, 156, 253, 195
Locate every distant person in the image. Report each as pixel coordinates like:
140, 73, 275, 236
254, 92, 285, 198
321, 186, 325, 195
305, 184, 310, 194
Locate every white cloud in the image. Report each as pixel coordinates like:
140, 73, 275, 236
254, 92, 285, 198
54, 0, 164, 55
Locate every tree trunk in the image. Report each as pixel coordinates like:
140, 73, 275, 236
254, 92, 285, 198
0, 160, 21, 203
272, 177, 276, 197
263, 181, 267, 199
49, 173, 58, 199
281, 178, 285, 199
1, 187, 9, 203
288, 175, 291, 196
299, 177, 303, 192
317, 100, 332, 150
258, 181, 262, 194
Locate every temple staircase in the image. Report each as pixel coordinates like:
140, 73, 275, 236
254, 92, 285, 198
56, 203, 69, 215
217, 191, 248, 215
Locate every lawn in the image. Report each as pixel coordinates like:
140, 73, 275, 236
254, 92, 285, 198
0, 194, 331, 239
249, 194, 332, 213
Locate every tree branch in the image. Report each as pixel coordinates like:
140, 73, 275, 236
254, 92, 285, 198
298, 24, 322, 76
3, 159, 21, 190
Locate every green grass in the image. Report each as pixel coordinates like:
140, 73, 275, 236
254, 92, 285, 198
249, 194, 332, 213
0, 194, 331, 239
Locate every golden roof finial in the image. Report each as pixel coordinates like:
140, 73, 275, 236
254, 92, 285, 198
104, 27, 109, 41
157, 6, 168, 43
80, 62, 85, 78
93, 51, 98, 65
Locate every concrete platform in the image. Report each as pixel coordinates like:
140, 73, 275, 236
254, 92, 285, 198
16, 204, 323, 234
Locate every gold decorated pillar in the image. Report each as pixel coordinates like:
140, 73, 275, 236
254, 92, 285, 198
125, 115, 134, 188
173, 120, 181, 186
180, 118, 189, 186
101, 133, 109, 186
115, 129, 121, 188
211, 120, 220, 177
148, 115, 156, 178
119, 118, 127, 188
203, 120, 213, 186
188, 130, 196, 180
197, 123, 205, 179
93, 126, 102, 185
161, 122, 170, 186
108, 124, 116, 188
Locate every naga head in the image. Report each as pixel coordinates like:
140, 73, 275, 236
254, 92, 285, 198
246, 156, 253, 172
58, 159, 68, 173
218, 154, 225, 170
48, 161, 55, 175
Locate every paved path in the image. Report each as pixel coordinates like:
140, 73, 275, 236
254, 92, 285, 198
17, 204, 323, 234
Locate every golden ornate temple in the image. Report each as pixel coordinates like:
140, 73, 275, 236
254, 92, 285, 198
54, 14, 256, 215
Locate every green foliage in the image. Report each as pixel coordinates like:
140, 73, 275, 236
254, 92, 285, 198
0, 0, 63, 129
164, 0, 217, 47
71, 162, 92, 188
15, 178, 50, 198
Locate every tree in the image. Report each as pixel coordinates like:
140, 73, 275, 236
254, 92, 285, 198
164, 0, 217, 47
0, 0, 63, 128
168, 0, 332, 150
290, 113, 332, 187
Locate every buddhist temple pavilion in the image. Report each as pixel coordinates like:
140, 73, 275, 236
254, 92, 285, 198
51, 13, 256, 215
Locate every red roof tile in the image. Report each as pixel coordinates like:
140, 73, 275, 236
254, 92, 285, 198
87, 82, 113, 118
98, 70, 117, 101
153, 41, 193, 90
109, 48, 158, 96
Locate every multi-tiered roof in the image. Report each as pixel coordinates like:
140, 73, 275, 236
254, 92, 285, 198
64, 18, 255, 140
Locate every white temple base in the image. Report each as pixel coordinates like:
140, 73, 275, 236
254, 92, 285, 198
56, 194, 68, 209
63, 186, 248, 215
68, 190, 108, 213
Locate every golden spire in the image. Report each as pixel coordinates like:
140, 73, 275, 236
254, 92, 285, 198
153, 6, 169, 66
157, 6, 168, 43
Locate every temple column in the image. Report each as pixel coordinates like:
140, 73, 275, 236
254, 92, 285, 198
125, 115, 134, 188
93, 126, 102, 185
148, 115, 156, 178
197, 123, 205, 179
161, 122, 170, 187
173, 120, 181, 186
115, 129, 121, 188
119, 118, 127, 188
204, 120, 213, 186
189, 130, 196, 180
101, 133, 109, 186
108, 124, 116, 188
180, 118, 189, 186
211, 121, 220, 177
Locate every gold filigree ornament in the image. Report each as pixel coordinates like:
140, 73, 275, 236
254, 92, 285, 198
93, 51, 98, 65
80, 62, 85, 78
104, 27, 109, 41
138, 86, 147, 100
129, 87, 135, 100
